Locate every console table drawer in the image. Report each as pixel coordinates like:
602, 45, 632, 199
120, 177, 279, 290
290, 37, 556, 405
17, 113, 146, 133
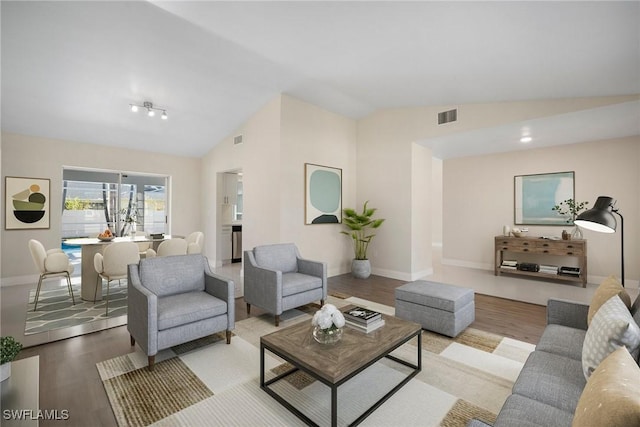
538, 241, 585, 255
496, 239, 535, 252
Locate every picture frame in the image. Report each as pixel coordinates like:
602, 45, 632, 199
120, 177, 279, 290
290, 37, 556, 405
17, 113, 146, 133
5, 176, 50, 230
514, 171, 574, 225
305, 163, 342, 224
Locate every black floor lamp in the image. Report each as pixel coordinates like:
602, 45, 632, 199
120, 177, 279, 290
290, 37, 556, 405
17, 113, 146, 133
574, 196, 624, 287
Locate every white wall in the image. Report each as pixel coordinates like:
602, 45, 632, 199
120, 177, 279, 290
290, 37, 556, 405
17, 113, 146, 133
432, 157, 443, 247
1, 132, 201, 283
443, 137, 640, 286
201, 96, 281, 265
202, 95, 357, 276
356, 95, 639, 281
279, 95, 357, 276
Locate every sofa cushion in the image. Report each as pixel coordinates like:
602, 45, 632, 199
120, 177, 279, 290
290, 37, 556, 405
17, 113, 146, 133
573, 347, 640, 427
139, 254, 206, 297
282, 272, 322, 297
158, 291, 227, 330
587, 275, 631, 325
582, 295, 640, 379
494, 394, 574, 427
512, 350, 586, 413
535, 324, 586, 361
253, 244, 298, 273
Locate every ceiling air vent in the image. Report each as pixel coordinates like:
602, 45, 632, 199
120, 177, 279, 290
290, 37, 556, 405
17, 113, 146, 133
233, 135, 243, 145
438, 109, 457, 125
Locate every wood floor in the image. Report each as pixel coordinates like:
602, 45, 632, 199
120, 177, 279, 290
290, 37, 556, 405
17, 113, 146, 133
15, 273, 546, 427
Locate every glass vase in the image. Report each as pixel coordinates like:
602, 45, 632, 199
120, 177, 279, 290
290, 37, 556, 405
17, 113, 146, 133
313, 325, 343, 345
571, 225, 583, 240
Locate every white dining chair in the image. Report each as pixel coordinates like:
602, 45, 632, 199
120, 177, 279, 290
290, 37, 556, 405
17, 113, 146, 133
94, 241, 140, 316
28, 239, 76, 311
186, 231, 204, 254
145, 238, 188, 258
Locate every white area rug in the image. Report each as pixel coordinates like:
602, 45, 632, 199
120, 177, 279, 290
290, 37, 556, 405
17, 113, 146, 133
97, 296, 535, 426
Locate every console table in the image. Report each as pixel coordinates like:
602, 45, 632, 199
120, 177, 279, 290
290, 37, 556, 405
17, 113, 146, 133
494, 235, 587, 287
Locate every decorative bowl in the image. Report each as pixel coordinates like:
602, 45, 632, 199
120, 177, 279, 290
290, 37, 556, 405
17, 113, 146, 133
511, 231, 527, 238
97, 235, 115, 242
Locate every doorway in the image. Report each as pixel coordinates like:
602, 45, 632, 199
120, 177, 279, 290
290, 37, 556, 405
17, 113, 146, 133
217, 169, 242, 267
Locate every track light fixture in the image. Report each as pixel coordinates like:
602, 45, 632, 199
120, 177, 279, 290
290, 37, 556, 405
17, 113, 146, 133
129, 101, 168, 120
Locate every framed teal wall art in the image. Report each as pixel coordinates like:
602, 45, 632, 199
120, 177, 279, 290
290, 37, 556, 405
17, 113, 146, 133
305, 163, 342, 224
514, 171, 574, 225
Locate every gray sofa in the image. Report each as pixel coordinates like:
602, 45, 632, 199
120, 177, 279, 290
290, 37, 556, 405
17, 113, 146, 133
469, 291, 640, 427
127, 254, 235, 370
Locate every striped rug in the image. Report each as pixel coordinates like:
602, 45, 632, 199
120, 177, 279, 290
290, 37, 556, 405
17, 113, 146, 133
97, 296, 534, 426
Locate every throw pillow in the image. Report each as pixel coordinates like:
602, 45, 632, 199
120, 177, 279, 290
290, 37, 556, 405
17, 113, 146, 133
573, 347, 640, 427
587, 275, 631, 326
582, 295, 640, 379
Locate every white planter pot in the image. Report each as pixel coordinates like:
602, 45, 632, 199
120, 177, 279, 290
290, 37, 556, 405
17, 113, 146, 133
0, 362, 11, 382
351, 259, 371, 279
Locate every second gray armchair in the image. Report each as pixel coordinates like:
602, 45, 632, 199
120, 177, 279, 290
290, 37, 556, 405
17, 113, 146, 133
244, 243, 327, 326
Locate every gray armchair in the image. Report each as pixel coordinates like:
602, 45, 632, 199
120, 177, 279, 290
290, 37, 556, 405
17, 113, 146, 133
127, 254, 235, 370
244, 243, 327, 326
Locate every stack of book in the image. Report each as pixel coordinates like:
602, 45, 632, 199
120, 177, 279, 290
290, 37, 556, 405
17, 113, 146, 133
501, 260, 518, 270
343, 306, 385, 333
559, 266, 581, 277
539, 264, 559, 275
517, 262, 540, 272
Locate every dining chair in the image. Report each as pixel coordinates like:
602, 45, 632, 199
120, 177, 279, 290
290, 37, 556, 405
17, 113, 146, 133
145, 238, 188, 258
186, 231, 204, 254
28, 239, 76, 311
94, 241, 140, 316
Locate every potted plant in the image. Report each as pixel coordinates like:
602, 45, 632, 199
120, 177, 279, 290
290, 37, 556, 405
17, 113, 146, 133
552, 199, 589, 239
340, 201, 385, 279
1, 336, 23, 382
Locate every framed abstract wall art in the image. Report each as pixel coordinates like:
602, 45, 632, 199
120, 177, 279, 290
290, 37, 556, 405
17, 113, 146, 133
305, 163, 342, 224
5, 176, 50, 230
514, 171, 574, 225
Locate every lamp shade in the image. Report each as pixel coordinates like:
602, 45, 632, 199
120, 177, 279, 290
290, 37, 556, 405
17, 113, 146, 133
574, 196, 616, 233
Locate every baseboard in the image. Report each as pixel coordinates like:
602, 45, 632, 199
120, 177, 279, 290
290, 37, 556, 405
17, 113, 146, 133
442, 258, 493, 271
371, 267, 434, 282
588, 274, 639, 290
1, 274, 38, 287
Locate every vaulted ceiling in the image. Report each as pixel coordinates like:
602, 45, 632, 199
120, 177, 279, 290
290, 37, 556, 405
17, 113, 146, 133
2, 1, 639, 158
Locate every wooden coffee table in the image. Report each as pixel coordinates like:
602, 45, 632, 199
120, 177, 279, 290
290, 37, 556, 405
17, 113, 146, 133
260, 313, 422, 426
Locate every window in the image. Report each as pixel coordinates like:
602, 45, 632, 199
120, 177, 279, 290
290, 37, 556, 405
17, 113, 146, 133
62, 169, 168, 238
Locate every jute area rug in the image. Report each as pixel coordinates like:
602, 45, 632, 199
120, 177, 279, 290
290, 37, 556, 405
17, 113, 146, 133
97, 295, 535, 427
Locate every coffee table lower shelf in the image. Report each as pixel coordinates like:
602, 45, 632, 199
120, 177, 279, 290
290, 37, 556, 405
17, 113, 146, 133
260, 328, 421, 427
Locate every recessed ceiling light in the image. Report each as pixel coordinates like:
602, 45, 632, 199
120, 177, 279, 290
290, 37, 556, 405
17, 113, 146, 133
520, 136, 532, 143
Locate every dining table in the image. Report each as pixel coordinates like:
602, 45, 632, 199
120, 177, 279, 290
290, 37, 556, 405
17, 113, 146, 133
63, 235, 172, 301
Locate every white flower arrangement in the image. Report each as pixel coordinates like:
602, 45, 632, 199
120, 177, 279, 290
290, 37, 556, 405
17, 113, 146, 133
311, 304, 346, 331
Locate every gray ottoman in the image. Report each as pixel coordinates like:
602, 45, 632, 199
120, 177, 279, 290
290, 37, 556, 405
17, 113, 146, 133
395, 280, 475, 337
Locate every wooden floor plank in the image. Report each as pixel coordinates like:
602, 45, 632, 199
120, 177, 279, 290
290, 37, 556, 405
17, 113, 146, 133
15, 273, 546, 427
